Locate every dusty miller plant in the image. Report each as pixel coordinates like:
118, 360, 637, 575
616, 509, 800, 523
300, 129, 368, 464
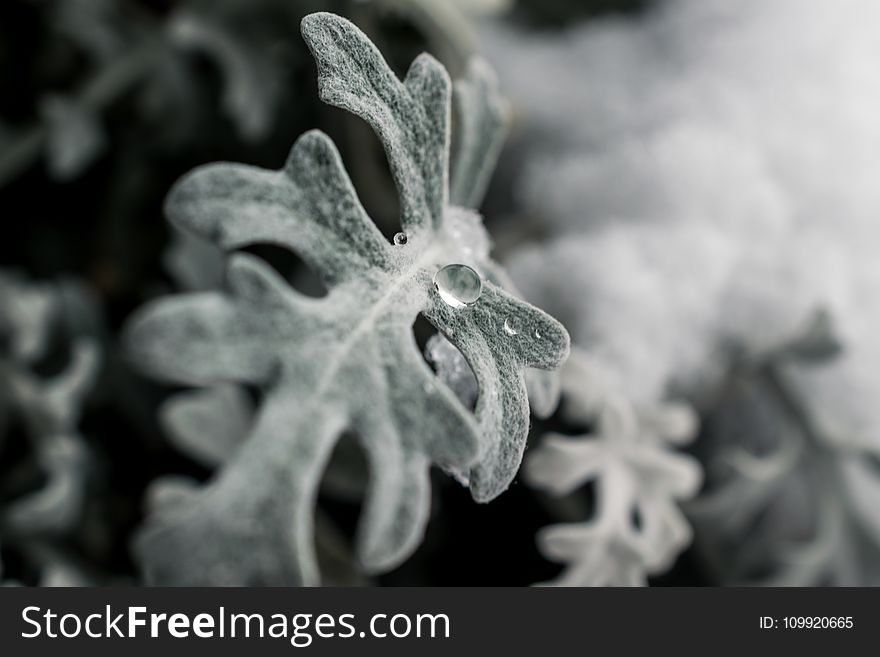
525, 349, 701, 586
124, 12, 569, 586
689, 312, 880, 585
0, 271, 100, 584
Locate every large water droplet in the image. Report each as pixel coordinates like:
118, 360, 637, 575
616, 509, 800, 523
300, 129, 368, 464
433, 264, 482, 309
503, 318, 518, 336
535, 327, 542, 339
393, 232, 408, 245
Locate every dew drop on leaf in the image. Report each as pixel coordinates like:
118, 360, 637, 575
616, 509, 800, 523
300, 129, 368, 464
503, 318, 518, 336
433, 264, 482, 308
535, 328, 542, 339
393, 232, 408, 245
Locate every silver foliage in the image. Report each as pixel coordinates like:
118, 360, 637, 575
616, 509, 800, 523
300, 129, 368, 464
0, 272, 101, 583
124, 12, 569, 586
525, 349, 701, 586
689, 314, 880, 585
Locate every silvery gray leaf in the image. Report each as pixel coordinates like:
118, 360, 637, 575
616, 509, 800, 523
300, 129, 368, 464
525, 350, 700, 586
482, 261, 561, 419
0, 272, 101, 560
125, 12, 569, 586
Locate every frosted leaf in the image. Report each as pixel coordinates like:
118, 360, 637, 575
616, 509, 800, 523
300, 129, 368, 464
40, 94, 107, 181
125, 12, 569, 586
525, 350, 701, 586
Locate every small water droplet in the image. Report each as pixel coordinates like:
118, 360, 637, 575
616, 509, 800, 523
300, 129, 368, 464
535, 327, 542, 339
433, 264, 482, 309
393, 232, 408, 245
503, 318, 518, 336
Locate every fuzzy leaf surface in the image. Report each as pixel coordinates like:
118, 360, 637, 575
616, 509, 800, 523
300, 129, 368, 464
126, 12, 568, 585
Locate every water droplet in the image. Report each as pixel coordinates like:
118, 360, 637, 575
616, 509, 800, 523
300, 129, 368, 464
503, 318, 518, 336
433, 264, 482, 309
393, 232, 408, 245
535, 327, 542, 339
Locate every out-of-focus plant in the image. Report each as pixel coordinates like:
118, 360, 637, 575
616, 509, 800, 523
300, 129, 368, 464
525, 349, 700, 585
0, 0, 498, 188
689, 311, 880, 585
0, 271, 101, 585
371, 0, 513, 75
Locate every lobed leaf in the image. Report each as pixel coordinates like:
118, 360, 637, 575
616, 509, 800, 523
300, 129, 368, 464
525, 349, 700, 586
126, 12, 569, 585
